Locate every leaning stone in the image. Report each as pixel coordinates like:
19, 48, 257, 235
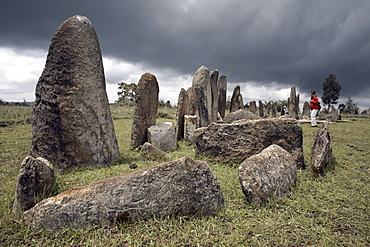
223, 109, 259, 123
239, 144, 297, 206
230, 85, 244, 112
147, 122, 177, 152
249, 101, 257, 114
194, 118, 304, 168
141, 142, 171, 160
12, 156, 54, 215
23, 157, 224, 230
31, 15, 120, 170
311, 123, 332, 175
131, 73, 159, 147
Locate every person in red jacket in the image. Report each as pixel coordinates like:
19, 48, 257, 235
309, 90, 319, 127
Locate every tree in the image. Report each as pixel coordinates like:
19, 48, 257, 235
322, 73, 341, 110
342, 97, 359, 114
117, 82, 137, 103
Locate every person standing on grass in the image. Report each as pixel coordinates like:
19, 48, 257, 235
310, 90, 319, 127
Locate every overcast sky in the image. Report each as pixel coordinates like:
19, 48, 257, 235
1, 0, 369, 110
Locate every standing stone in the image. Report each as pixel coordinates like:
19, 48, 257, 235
147, 122, 177, 152
239, 144, 297, 206
259, 100, 264, 117
272, 103, 277, 117
184, 115, 197, 143
192, 65, 211, 127
131, 73, 159, 147
330, 106, 339, 122
249, 101, 257, 114
311, 123, 332, 175
302, 101, 310, 118
13, 156, 54, 215
31, 15, 120, 169
24, 157, 224, 230
210, 70, 219, 123
217, 75, 227, 119
230, 85, 244, 112
288, 85, 299, 119
175, 88, 190, 140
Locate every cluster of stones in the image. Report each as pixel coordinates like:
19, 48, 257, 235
12, 15, 333, 231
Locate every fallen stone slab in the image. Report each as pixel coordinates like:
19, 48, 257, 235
222, 109, 259, 123
194, 118, 304, 168
311, 123, 332, 175
141, 142, 171, 160
238, 144, 297, 206
23, 157, 224, 230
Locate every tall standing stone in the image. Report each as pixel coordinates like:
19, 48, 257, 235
249, 101, 257, 114
302, 101, 310, 118
175, 88, 190, 140
230, 85, 244, 112
288, 85, 299, 120
31, 15, 120, 169
131, 73, 159, 147
259, 100, 264, 117
192, 65, 211, 127
210, 70, 219, 123
217, 75, 227, 119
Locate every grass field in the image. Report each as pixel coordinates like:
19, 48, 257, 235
0, 105, 369, 246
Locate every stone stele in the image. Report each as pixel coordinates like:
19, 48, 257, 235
239, 144, 297, 206
30, 15, 120, 170
23, 157, 224, 230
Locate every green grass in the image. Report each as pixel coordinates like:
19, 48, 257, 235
0, 106, 369, 246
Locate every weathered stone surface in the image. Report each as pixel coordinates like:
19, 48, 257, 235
194, 118, 304, 168
210, 69, 219, 123
192, 65, 211, 127
288, 85, 299, 120
272, 103, 277, 117
311, 123, 332, 175
12, 156, 54, 214
175, 88, 190, 140
223, 109, 259, 123
238, 144, 297, 206
148, 122, 177, 152
302, 101, 310, 118
230, 85, 244, 112
23, 157, 224, 230
217, 75, 227, 119
131, 73, 159, 147
258, 100, 264, 117
31, 15, 120, 169
249, 101, 257, 114
141, 142, 171, 160
330, 106, 339, 122
184, 115, 197, 143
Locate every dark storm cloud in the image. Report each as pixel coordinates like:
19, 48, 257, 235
1, 0, 369, 101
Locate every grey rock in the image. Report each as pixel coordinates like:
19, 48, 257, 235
31, 15, 120, 169
217, 75, 227, 119
184, 115, 197, 143
131, 73, 159, 147
239, 144, 297, 206
330, 106, 339, 122
23, 157, 224, 230
288, 85, 299, 120
148, 122, 177, 152
311, 123, 332, 175
194, 118, 304, 168
302, 101, 310, 118
12, 156, 54, 215
249, 101, 257, 114
192, 65, 211, 127
210, 69, 219, 123
175, 88, 190, 140
259, 100, 264, 117
223, 109, 259, 123
230, 85, 244, 112
141, 142, 171, 160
